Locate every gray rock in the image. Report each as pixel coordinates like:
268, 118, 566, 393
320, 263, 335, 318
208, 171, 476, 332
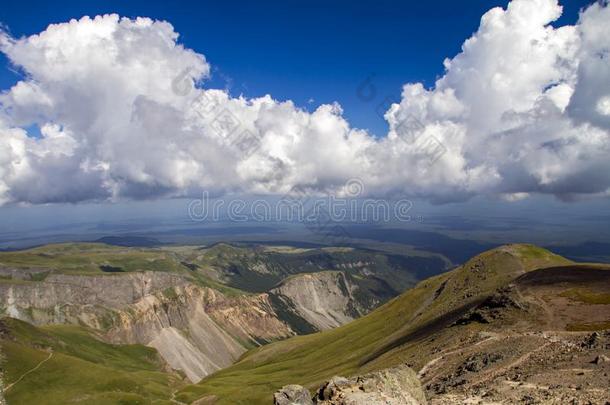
582, 332, 601, 349
318, 376, 350, 400
274, 384, 313, 405
314, 364, 427, 404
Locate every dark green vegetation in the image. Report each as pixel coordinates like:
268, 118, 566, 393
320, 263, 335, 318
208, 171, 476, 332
181, 243, 444, 293
0, 318, 182, 405
175, 244, 583, 404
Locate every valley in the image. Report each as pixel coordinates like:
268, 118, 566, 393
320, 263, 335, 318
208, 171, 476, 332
0, 241, 443, 403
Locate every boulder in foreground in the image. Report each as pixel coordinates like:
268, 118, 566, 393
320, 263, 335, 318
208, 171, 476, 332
274, 364, 427, 404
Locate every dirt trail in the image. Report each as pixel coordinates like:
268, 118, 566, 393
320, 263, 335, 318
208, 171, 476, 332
4, 351, 53, 392
169, 390, 188, 405
418, 333, 500, 380
466, 341, 551, 387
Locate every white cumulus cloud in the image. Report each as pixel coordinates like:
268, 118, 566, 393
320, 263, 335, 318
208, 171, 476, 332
0, 0, 609, 205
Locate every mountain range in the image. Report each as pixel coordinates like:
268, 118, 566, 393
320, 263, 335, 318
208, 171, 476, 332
0, 243, 608, 404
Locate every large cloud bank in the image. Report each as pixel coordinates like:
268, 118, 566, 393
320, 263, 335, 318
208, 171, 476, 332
0, 0, 609, 205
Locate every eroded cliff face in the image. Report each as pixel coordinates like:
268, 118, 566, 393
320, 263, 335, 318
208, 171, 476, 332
202, 289, 295, 344
0, 272, 293, 382
269, 271, 368, 331
107, 284, 294, 381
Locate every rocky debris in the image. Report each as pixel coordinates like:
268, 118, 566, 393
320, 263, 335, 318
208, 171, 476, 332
274, 365, 427, 405
466, 259, 486, 273
316, 365, 427, 404
432, 281, 447, 301
274, 385, 314, 405
453, 286, 526, 325
428, 375, 460, 394
457, 352, 503, 374
428, 351, 504, 395
582, 332, 601, 349
581, 331, 610, 350
428, 330, 610, 404
316, 376, 350, 401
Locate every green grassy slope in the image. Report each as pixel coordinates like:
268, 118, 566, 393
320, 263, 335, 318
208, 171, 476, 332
176, 244, 571, 404
1, 318, 183, 405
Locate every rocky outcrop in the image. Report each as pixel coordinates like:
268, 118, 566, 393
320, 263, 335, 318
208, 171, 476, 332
273, 385, 314, 405
269, 271, 366, 331
274, 365, 427, 404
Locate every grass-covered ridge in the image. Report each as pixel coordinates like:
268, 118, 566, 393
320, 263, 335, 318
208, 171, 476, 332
175, 244, 572, 404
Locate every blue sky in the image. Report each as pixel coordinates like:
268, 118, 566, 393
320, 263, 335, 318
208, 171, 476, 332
0, 0, 594, 136
0, 0, 609, 243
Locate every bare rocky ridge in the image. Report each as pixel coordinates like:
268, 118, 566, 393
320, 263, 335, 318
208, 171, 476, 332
410, 265, 610, 404
274, 365, 427, 404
